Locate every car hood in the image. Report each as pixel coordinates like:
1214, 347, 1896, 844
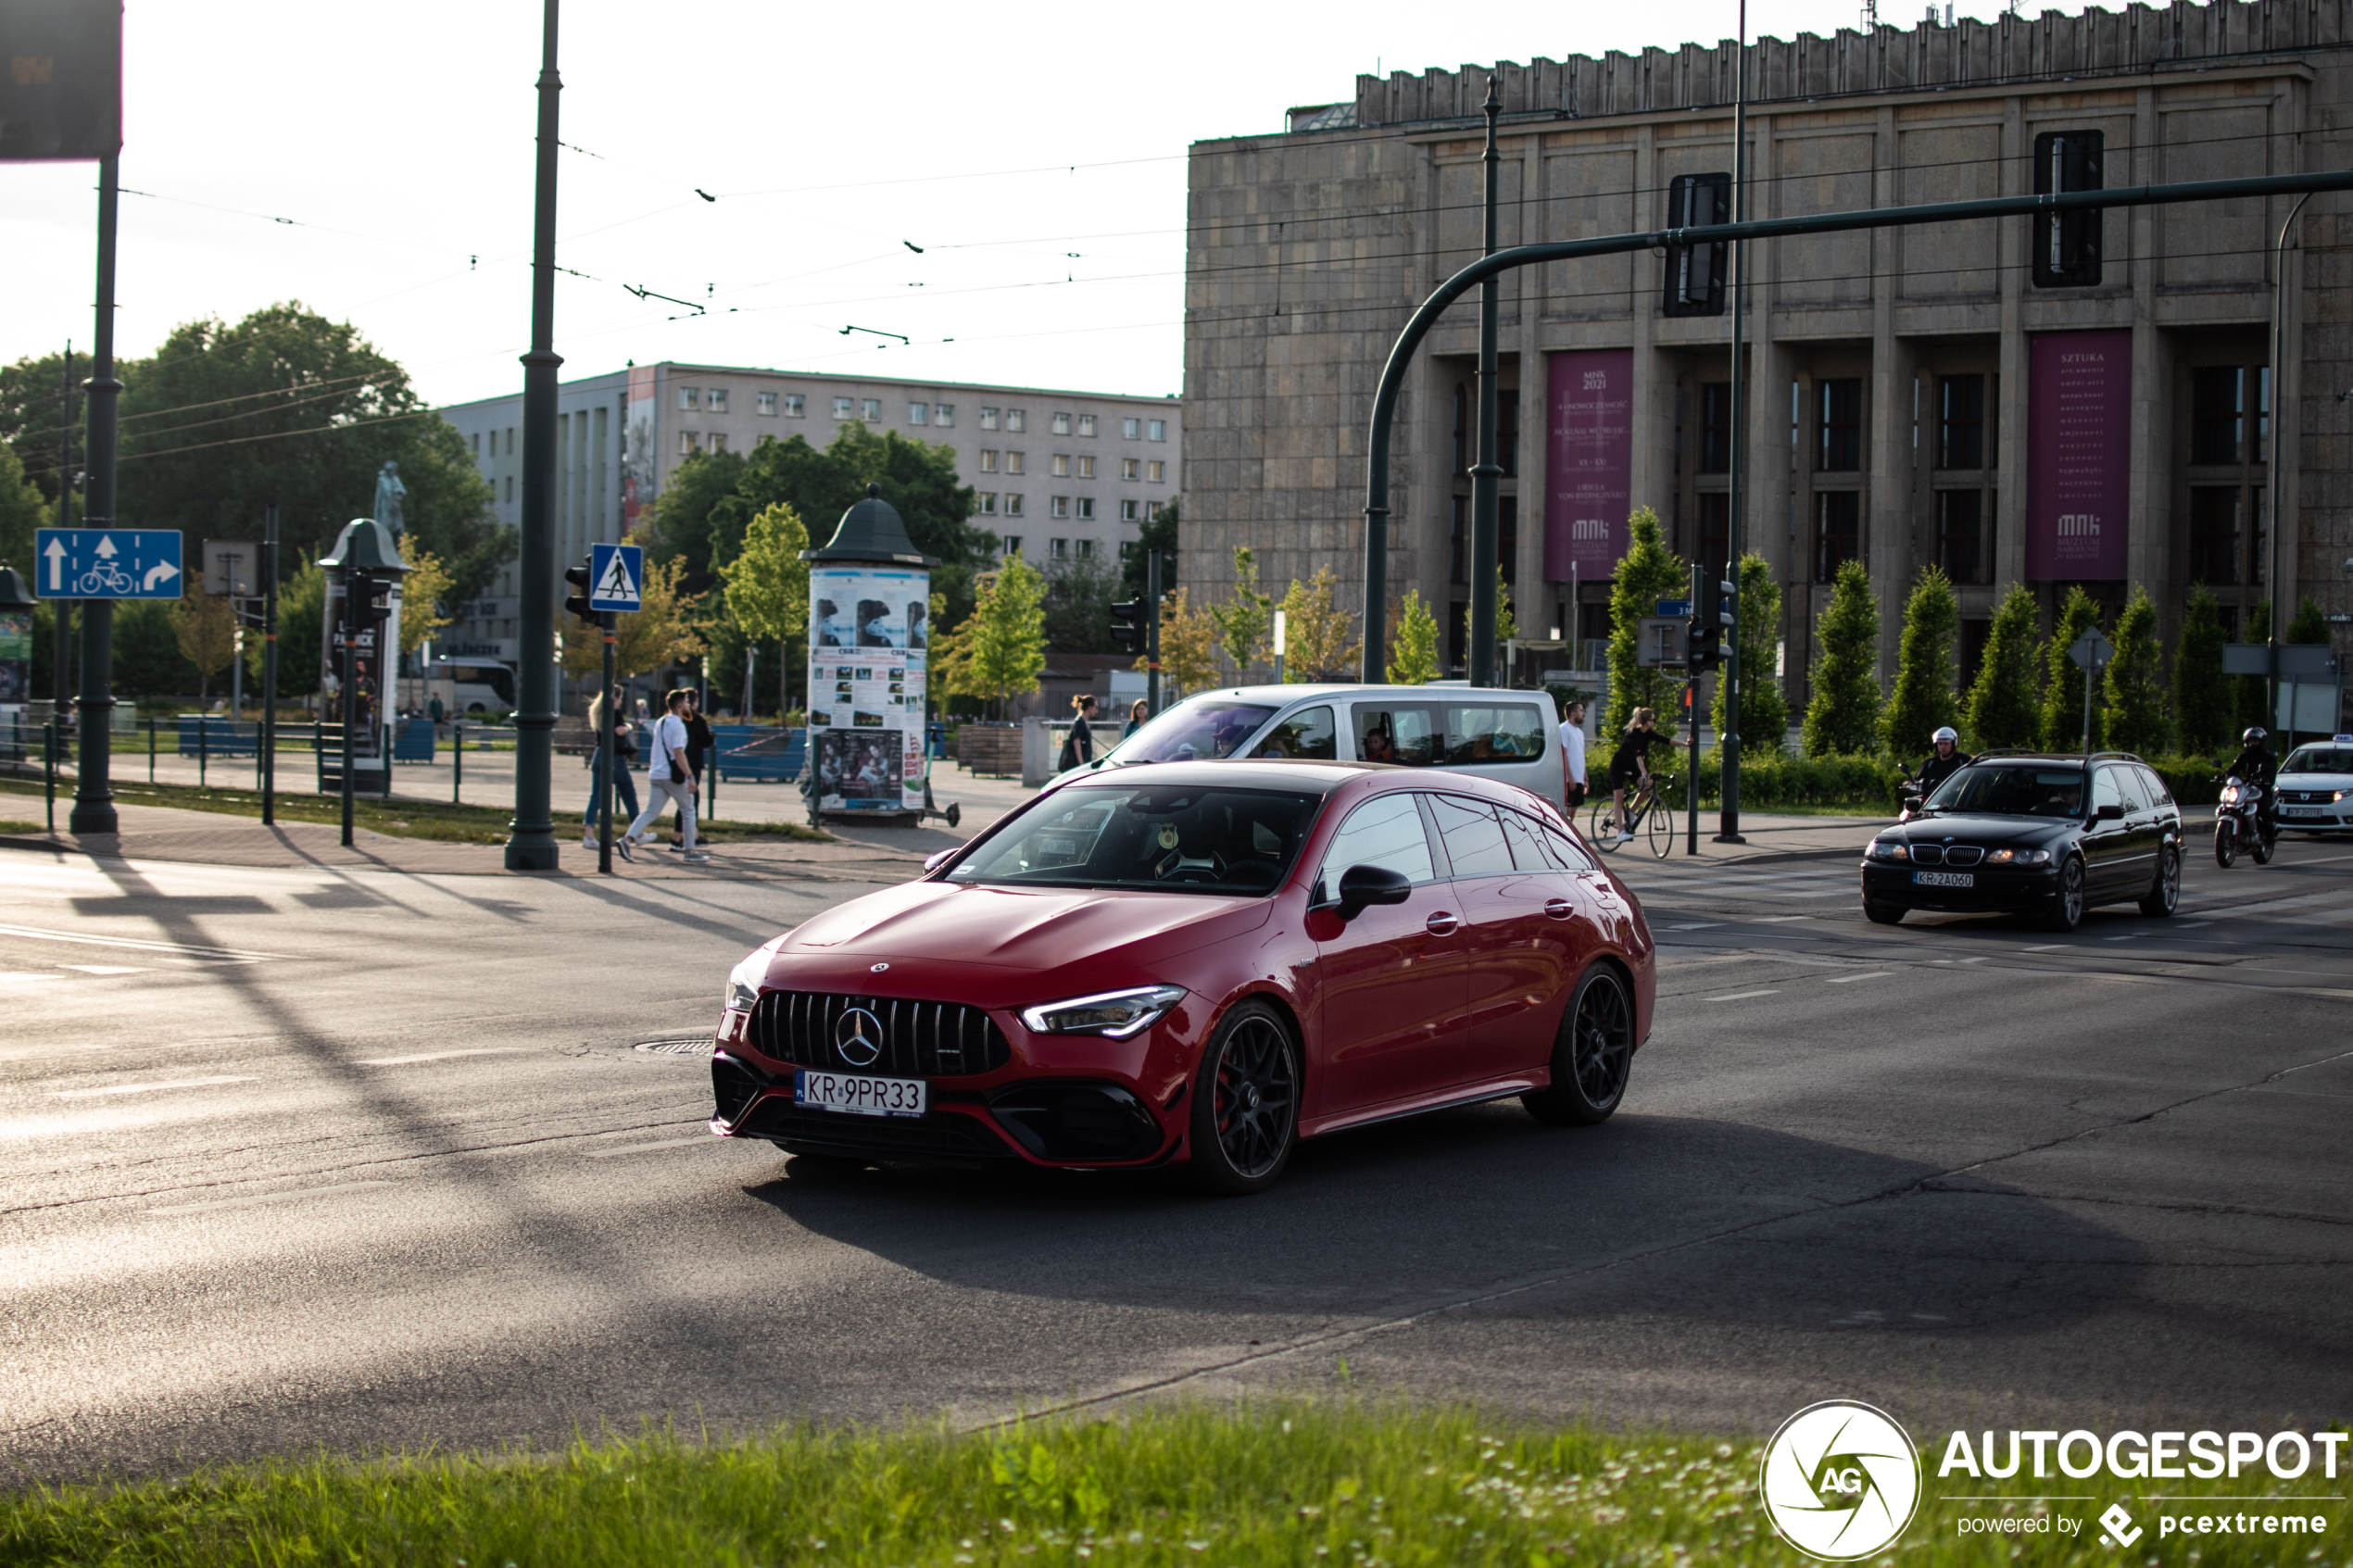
776, 879, 1276, 970
1895, 812, 2077, 845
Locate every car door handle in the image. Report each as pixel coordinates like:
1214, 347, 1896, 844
1543, 897, 1574, 919
1425, 911, 1460, 935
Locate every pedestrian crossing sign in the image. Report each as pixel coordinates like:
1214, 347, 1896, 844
588, 543, 643, 613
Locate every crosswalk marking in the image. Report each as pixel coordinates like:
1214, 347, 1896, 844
0, 922, 285, 962
584, 1135, 722, 1159
47, 1075, 258, 1099
357, 1048, 528, 1066
1703, 989, 1780, 1001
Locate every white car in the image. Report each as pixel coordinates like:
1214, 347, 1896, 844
2275, 735, 2353, 834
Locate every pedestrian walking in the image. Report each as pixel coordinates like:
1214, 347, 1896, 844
583, 685, 641, 850
1057, 693, 1099, 772
670, 689, 715, 849
622, 687, 707, 862
1123, 696, 1149, 740
1557, 696, 1589, 809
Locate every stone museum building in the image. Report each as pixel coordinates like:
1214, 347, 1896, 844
438, 366, 1180, 663
1181, 0, 2353, 708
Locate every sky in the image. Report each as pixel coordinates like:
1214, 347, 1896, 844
3, 0, 2093, 411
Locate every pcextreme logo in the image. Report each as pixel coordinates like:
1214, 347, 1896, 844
1759, 1400, 1924, 1561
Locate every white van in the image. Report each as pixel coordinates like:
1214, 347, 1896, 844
1053, 684, 1569, 813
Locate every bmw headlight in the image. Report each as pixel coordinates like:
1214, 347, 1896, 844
1019, 985, 1188, 1039
1867, 839, 1909, 861
725, 949, 769, 1012
1983, 847, 2053, 866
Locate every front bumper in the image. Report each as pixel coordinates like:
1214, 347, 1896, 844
1861, 862, 2059, 912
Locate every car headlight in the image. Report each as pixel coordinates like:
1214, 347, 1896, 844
725, 949, 768, 1012
1983, 847, 2053, 866
1019, 985, 1187, 1039
1867, 839, 1908, 861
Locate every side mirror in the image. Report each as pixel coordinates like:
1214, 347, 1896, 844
924, 848, 957, 873
2093, 802, 2125, 822
1901, 793, 1924, 812
1334, 863, 1412, 921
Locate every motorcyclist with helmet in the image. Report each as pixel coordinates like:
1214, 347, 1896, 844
2225, 725, 2278, 836
1914, 725, 1972, 799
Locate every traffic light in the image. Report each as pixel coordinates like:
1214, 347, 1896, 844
1110, 596, 1144, 654
342, 569, 391, 638
2032, 131, 2104, 288
563, 557, 596, 623
1661, 172, 1730, 318
1687, 575, 1735, 671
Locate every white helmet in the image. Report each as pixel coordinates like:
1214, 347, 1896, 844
1932, 726, 1959, 746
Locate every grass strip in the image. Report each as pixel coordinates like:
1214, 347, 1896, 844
1, 1401, 2344, 1567
0, 776, 827, 847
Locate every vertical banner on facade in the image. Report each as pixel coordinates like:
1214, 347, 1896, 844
2027, 330, 2133, 579
622, 364, 658, 532
1545, 348, 1635, 581
806, 565, 928, 812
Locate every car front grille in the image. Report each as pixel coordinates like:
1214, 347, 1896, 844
1910, 845, 1985, 866
749, 990, 1012, 1078
2283, 789, 2334, 805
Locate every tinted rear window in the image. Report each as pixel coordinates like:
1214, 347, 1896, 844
1355, 702, 1548, 766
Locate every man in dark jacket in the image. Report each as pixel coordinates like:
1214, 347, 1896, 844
2226, 725, 2278, 834
1915, 726, 1971, 797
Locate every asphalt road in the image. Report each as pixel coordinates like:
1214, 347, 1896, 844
3, 826, 2348, 1482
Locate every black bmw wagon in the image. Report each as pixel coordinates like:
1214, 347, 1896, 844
1859, 751, 2183, 932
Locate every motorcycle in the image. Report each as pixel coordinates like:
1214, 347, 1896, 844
2213, 773, 2275, 868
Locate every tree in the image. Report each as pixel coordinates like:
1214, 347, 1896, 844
0, 438, 45, 574
1880, 566, 1961, 760
397, 551, 454, 657
947, 555, 1046, 717
2039, 584, 2105, 751
1711, 553, 1787, 756
1604, 507, 1687, 735
714, 502, 808, 716
1118, 498, 1178, 602
617, 552, 708, 679
256, 556, 327, 701
114, 600, 194, 701
2286, 595, 2330, 644
1040, 550, 1120, 653
1802, 559, 1881, 757
172, 582, 239, 710
2103, 584, 2171, 756
2172, 585, 2230, 755
1386, 590, 1441, 685
0, 348, 85, 513
1966, 583, 2043, 750
1276, 566, 1360, 682
1206, 546, 1274, 681
1151, 585, 1220, 695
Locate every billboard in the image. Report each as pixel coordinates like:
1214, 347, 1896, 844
622, 365, 658, 531
806, 564, 928, 812
1545, 348, 1634, 580
2027, 330, 2132, 580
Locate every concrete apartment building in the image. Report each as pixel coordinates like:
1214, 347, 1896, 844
438, 365, 1181, 662
1182, 0, 2353, 708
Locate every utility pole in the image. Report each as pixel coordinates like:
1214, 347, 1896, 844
71, 152, 122, 836
261, 504, 279, 825
1716, 0, 1750, 846
2267, 191, 2310, 732
1468, 75, 1505, 689
506, 0, 565, 870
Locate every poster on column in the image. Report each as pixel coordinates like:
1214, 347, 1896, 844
1545, 348, 1634, 581
622, 364, 659, 532
2027, 330, 2132, 580
806, 565, 929, 812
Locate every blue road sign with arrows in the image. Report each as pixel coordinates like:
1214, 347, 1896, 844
35, 528, 183, 599
588, 542, 643, 613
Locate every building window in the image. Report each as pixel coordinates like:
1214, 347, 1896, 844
1119, 540, 1137, 560
980, 407, 1000, 431
471, 432, 481, 459
2192, 368, 2242, 465
1051, 537, 1069, 558
1697, 492, 1730, 583
1121, 457, 1140, 482
1145, 501, 1163, 521
1051, 496, 1071, 519
785, 393, 804, 417
1449, 496, 1467, 584
1146, 460, 1164, 483
978, 450, 999, 473
978, 493, 998, 515
708, 432, 728, 453
1001, 535, 1023, 556
1073, 538, 1094, 558
678, 432, 700, 454
1006, 408, 1027, 433
1696, 382, 1731, 473
1120, 498, 1139, 521
1818, 379, 1863, 470
504, 475, 514, 502
679, 386, 699, 411
861, 399, 881, 423
834, 396, 855, 420
708, 388, 728, 414
1499, 389, 1521, 478
1078, 413, 1097, 437
1814, 491, 1861, 581
1937, 374, 1986, 470
1934, 489, 1991, 583
756, 391, 777, 416
1076, 497, 1095, 520
1051, 412, 1072, 435
934, 402, 954, 428
2189, 486, 2242, 585
1453, 382, 1468, 476
506, 428, 516, 454
1004, 495, 1024, 517
1123, 417, 1140, 439
908, 402, 928, 426
1076, 455, 1096, 480
1148, 419, 1165, 441
757, 433, 774, 447
1051, 454, 1072, 478
1005, 451, 1025, 475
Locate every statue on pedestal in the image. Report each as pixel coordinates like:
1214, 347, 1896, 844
372, 460, 407, 537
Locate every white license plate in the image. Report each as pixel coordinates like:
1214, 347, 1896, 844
2281, 807, 2318, 818
1913, 871, 1975, 888
796, 1070, 926, 1119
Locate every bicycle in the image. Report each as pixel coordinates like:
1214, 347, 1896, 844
1587, 772, 1679, 859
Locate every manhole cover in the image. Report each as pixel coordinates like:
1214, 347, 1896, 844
634, 1037, 711, 1057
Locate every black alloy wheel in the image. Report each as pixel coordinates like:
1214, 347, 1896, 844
1523, 964, 1634, 1127
2215, 822, 2238, 869
1863, 899, 1906, 925
1184, 1001, 1299, 1195
2139, 841, 2181, 917
2043, 855, 2086, 933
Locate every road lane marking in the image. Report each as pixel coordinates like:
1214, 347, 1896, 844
1666, 922, 1725, 930
1702, 989, 1780, 1001
0, 922, 285, 962
147, 1181, 391, 1216
1749, 915, 1816, 922
47, 1075, 258, 1099
0, 972, 64, 983
584, 1135, 722, 1158
2176, 921, 2214, 929
56, 964, 146, 974
2022, 944, 2076, 952
1824, 972, 1891, 983
356, 1048, 529, 1066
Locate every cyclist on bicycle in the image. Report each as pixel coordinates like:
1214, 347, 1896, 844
1607, 707, 1689, 845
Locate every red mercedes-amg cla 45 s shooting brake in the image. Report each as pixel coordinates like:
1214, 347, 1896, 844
709, 760, 1655, 1193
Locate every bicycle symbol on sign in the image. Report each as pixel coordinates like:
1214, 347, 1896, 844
77, 563, 135, 596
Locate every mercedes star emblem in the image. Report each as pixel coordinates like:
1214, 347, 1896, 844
871, 961, 890, 972
836, 1006, 884, 1068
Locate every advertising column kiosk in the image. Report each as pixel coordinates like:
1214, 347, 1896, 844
318, 517, 409, 796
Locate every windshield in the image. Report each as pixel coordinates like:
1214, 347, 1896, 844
1925, 764, 2086, 818
1101, 697, 1278, 765
2283, 747, 2353, 774
944, 784, 1323, 896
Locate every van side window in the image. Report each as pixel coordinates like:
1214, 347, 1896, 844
1443, 704, 1549, 764
1354, 706, 1440, 766
1314, 791, 1436, 901
1252, 705, 1336, 760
